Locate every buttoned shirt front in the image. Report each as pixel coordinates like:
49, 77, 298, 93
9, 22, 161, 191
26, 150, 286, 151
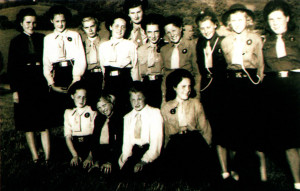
161, 98, 212, 147
138, 42, 163, 76
118, 105, 163, 168
263, 30, 300, 72
43, 29, 87, 85
98, 38, 139, 80
221, 30, 264, 77
64, 105, 97, 137
160, 38, 201, 98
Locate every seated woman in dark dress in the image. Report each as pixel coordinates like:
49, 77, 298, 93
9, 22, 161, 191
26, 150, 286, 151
87, 94, 123, 174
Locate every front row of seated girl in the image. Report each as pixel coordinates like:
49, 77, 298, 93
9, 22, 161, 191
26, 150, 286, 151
64, 69, 214, 185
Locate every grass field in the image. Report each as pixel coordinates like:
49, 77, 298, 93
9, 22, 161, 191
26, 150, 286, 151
0, 87, 298, 191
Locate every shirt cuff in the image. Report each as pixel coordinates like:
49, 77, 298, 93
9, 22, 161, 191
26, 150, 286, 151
72, 76, 81, 83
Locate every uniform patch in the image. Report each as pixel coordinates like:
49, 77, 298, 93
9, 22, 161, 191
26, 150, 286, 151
182, 49, 187, 54
84, 113, 90, 118
247, 39, 252, 45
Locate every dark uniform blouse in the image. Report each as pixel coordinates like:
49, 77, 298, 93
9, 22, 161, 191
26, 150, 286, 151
91, 110, 123, 166
263, 31, 300, 72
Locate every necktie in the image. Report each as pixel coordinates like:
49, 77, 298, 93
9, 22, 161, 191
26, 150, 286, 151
147, 46, 156, 68
134, 113, 142, 139
100, 118, 110, 144
178, 101, 187, 127
231, 35, 243, 66
28, 35, 35, 55
171, 44, 180, 69
109, 41, 118, 62
276, 34, 287, 58
204, 40, 213, 68
88, 41, 98, 64
57, 35, 66, 59
134, 27, 143, 47
73, 111, 81, 132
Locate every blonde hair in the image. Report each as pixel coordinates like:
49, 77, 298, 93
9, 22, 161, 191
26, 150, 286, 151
227, 11, 254, 31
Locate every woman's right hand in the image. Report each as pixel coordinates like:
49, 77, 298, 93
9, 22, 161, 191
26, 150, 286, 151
100, 162, 112, 174
13, 92, 19, 103
51, 84, 68, 93
70, 156, 82, 166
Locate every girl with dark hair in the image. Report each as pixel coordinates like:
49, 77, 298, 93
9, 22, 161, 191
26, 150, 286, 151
8, 8, 50, 165
43, 5, 86, 126
99, 13, 139, 115
161, 69, 213, 184
262, 1, 300, 190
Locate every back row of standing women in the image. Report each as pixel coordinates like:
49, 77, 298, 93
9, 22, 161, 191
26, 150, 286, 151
8, 0, 300, 189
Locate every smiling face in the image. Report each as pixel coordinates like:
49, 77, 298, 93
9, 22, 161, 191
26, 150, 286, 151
97, 98, 113, 117
51, 14, 66, 33
110, 18, 126, 39
229, 11, 247, 34
174, 78, 191, 101
71, 89, 87, 108
268, 10, 289, 35
82, 19, 97, 38
165, 23, 182, 44
146, 24, 160, 44
130, 92, 146, 111
198, 20, 216, 40
21, 15, 36, 35
128, 5, 143, 24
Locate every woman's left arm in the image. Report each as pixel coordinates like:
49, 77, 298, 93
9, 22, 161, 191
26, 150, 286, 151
195, 100, 212, 145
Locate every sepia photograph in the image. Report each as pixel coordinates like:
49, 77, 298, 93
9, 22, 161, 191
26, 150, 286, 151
0, 0, 300, 190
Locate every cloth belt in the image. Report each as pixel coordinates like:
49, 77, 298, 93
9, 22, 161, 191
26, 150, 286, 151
142, 74, 162, 81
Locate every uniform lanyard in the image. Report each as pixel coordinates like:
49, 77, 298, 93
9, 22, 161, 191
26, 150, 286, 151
201, 37, 219, 92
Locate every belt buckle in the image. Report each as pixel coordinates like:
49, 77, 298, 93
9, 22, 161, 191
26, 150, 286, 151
279, 71, 288, 78
235, 72, 243, 78
110, 70, 119, 76
78, 137, 84, 142
91, 68, 101, 73
60, 61, 68, 67
149, 74, 156, 81
36, 62, 41, 66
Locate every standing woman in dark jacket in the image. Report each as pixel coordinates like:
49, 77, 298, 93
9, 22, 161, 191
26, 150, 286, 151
262, 1, 300, 190
87, 94, 123, 174
195, 9, 228, 179
8, 8, 50, 164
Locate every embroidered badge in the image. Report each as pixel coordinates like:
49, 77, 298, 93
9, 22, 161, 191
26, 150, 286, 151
170, 108, 176, 114
247, 39, 252, 45
182, 49, 187, 54
84, 113, 90, 118
67, 37, 72, 41
290, 36, 295, 42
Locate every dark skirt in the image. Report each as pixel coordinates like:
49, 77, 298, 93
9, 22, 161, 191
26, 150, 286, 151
13, 66, 50, 132
200, 73, 227, 146
142, 75, 162, 108
82, 71, 103, 110
223, 69, 266, 151
261, 72, 300, 150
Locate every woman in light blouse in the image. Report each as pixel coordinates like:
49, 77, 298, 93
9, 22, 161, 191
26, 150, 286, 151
161, 69, 216, 186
